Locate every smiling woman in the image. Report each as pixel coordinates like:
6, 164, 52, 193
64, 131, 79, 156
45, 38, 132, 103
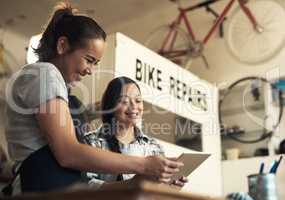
83, 76, 188, 189
3, 1, 183, 196
34, 2, 106, 87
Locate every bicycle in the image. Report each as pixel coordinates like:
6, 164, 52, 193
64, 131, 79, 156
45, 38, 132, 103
145, 0, 285, 69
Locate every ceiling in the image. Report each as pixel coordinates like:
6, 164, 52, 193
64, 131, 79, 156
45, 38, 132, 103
0, 0, 169, 38
0, 0, 205, 38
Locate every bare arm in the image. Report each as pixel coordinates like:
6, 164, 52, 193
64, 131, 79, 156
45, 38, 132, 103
36, 98, 183, 179
36, 98, 144, 174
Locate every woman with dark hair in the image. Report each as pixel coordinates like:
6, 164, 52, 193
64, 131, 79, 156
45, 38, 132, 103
84, 76, 188, 189
4, 2, 182, 195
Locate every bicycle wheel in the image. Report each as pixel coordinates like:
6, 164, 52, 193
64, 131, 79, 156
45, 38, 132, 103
219, 77, 282, 143
225, 0, 285, 64
145, 24, 193, 68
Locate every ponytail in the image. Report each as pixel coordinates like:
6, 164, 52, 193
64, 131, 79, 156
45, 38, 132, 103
34, 1, 106, 62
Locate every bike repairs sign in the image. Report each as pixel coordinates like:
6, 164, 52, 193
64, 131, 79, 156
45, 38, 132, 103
113, 33, 217, 124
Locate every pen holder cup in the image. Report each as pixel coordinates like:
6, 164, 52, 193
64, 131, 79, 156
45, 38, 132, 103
248, 173, 278, 200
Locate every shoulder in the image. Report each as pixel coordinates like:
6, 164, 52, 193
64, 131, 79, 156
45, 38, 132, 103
23, 62, 58, 71
83, 128, 108, 148
21, 62, 57, 74
146, 136, 160, 145
145, 136, 163, 149
137, 130, 164, 156
14, 62, 66, 88
11, 62, 68, 107
24, 62, 65, 81
136, 127, 159, 146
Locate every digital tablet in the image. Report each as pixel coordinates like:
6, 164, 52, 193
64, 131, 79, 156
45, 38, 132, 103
171, 152, 211, 180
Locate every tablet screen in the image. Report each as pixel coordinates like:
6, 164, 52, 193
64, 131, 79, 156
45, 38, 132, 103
172, 153, 211, 180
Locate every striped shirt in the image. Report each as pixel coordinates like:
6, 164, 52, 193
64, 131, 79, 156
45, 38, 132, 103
83, 126, 164, 188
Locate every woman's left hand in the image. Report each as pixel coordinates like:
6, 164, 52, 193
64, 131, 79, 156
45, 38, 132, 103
170, 176, 188, 189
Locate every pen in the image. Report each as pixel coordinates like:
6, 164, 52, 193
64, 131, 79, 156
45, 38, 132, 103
269, 160, 277, 173
259, 162, 264, 174
272, 155, 283, 174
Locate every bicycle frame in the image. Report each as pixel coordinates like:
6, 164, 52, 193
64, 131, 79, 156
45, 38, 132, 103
160, 0, 259, 58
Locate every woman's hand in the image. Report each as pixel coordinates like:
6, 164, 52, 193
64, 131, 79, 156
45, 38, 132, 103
170, 176, 188, 189
141, 156, 184, 183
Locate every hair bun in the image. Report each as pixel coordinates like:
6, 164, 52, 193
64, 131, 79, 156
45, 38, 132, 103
51, 1, 78, 24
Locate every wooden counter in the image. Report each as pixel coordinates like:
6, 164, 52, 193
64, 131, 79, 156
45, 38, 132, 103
2, 180, 225, 200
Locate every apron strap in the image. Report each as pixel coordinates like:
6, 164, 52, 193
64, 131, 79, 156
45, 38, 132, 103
1, 164, 20, 196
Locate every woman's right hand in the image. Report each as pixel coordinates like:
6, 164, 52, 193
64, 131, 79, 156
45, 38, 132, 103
141, 156, 184, 183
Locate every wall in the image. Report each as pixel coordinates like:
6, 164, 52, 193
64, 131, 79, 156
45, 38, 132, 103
103, 0, 285, 152
143, 102, 176, 143
0, 30, 29, 157
171, 0, 285, 157
105, 0, 285, 86
103, 0, 285, 197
